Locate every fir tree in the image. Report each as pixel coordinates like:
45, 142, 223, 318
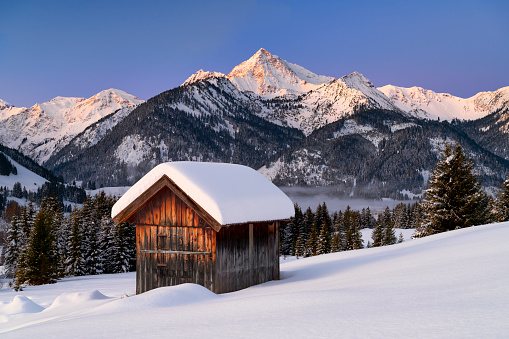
305, 223, 319, 257
417, 143, 490, 237
317, 220, 331, 255
343, 206, 363, 250
15, 206, 58, 288
294, 231, 306, 258
113, 221, 136, 272
371, 219, 384, 247
381, 207, 397, 246
2, 214, 23, 278
64, 207, 86, 277
493, 176, 509, 222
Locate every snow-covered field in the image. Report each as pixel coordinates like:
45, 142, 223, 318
1, 223, 508, 337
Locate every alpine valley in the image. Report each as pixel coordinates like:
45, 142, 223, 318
2, 48, 509, 198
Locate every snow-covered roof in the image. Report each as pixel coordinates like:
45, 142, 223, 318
111, 161, 295, 226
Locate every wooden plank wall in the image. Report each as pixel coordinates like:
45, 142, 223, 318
134, 187, 216, 294
215, 222, 279, 293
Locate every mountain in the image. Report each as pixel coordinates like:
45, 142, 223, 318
0, 89, 144, 164
378, 85, 509, 121
8, 48, 508, 197
454, 107, 509, 160
257, 71, 400, 134
46, 78, 303, 186
226, 48, 334, 96
259, 109, 509, 199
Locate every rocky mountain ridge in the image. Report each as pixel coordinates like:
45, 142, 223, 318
2, 48, 509, 198
0, 89, 144, 164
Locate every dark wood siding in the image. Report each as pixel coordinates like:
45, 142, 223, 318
135, 187, 216, 294
215, 222, 279, 293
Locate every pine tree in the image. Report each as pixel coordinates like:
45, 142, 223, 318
343, 206, 363, 250
305, 223, 319, 256
381, 207, 397, 246
371, 219, 384, 247
417, 143, 490, 237
16, 206, 58, 288
294, 232, 306, 258
331, 211, 344, 252
64, 207, 86, 276
100, 216, 117, 273
317, 220, 331, 255
2, 214, 23, 278
493, 177, 509, 222
282, 204, 302, 256
41, 196, 65, 277
397, 232, 404, 243
113, 221, 136, 272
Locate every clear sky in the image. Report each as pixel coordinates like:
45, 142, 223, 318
1, 0, 507, 108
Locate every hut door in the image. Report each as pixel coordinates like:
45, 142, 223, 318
152, 226, 215, 288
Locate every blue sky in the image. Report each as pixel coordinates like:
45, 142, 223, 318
1, 0, 507, 107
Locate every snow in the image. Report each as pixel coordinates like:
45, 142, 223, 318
378, 85, 509, 121
0, 89, 143, 164
111, 162, 295, 225
227, 48, 334, 97
114, 134, 151, 164
0, 222, 508, 337
182, 69, 226, 86
0, 152, 48, 191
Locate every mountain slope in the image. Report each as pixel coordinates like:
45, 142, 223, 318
46, 78, 304, 186
0, 144, 53, 191
259, 109, 509, 198
0, 143, 59, 184
454, 107, 509, 161
0, 89, 144, 164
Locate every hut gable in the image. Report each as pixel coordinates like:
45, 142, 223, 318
111, 161, 294, 294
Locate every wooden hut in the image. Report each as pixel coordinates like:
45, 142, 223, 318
111, 161, 294, 294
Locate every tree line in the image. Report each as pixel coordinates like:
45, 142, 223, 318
280, 201, 422, 258
280, 142, 509, 259
1, 192, 135, 290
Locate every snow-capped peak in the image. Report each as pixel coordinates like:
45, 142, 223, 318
378, 84, 509, 121
0, 99, 24, 120
0, 88, 145, 164
182, 70, 226, 86
0, 98, 12, 109
340, 71, 374, 89
227, 48, 334, 96
88, 88, 144, 106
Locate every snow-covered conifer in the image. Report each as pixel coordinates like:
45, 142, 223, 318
417, 143, 490, 237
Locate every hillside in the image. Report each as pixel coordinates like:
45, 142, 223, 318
0, 223, 507, 337
0, 144, 53, 191
260, 109, 509, 198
